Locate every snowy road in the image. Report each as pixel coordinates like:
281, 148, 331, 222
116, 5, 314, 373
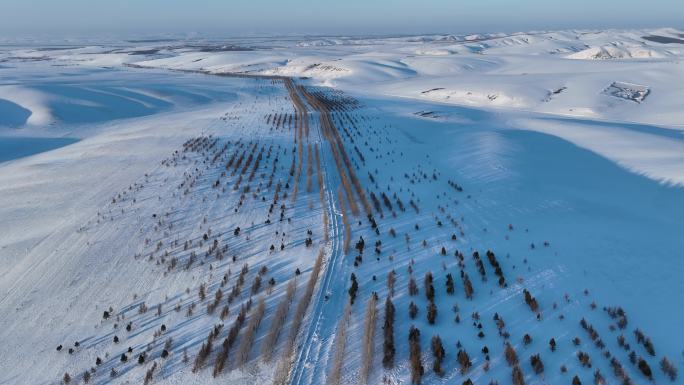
288, 83, 347, 385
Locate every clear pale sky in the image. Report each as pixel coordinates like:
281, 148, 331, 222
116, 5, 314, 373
1, 0, 682, 36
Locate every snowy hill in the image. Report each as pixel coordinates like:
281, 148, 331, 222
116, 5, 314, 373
1, 28, 683, 385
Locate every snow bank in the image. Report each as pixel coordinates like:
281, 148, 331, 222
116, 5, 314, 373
511, 117, 684, 185
0, 85, 54, 126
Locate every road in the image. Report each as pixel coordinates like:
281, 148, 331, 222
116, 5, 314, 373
288, 83, 349, 385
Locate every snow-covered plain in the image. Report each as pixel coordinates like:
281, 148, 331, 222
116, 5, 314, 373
1, 28, 683, 385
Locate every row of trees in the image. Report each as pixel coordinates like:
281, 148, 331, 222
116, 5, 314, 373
273, 249, 324, 385
359, 294, 378, 385
383, 297, 396, 368
211, 299, 251, 375
234, 297, 266, 368
261, 278, 297, 362
328, 302, 352, 385
408, 326, 424, 385
315, 145, 330, 242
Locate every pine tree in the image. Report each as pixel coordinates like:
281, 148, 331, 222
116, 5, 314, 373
426, 301, 437, 324
408, 326, 424, 385
348, 273, 359, 304
409, 301, 418, 319
382, 298, 396, 368
431, 335, 445, 375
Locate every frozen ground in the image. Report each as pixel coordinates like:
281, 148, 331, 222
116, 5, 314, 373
0, 28, 683, 385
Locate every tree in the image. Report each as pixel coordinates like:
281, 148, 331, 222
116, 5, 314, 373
512, 365, 525, 385
431, 335, 445, 375
408, 326, 424, 385
457, 349, 472, 374
505, 343, 518, 366
446, 273, 455, 294
409, 277, 418, 296
273, 249, 324, 385
424, 272, 435, 301
578, 351, 591, 368
638, 358, 653, 380
523, 289, 539, 312
530, 354, 544, 374
199, 283, 206, 301
348, 273, 359, 304
192, 333, 213, 373
262, 279, 297, 362
409, 302, 418, 319
144, 362, 158, 385
235, 297, 266, 368
523, 334, 532, 345
426, 302, 437, 324
358, 295, 378, 385
328, 303, 351, 385
462, 271, 474, 299
660, 357, 678, 381
383, 298, 396, 368
387, 270, 396, 297
593, 369, 606, 385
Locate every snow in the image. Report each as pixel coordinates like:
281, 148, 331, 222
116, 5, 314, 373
64, 28, 681, 131
566, 45, 668, 60
0, 136, 79, 163
0, 85, 54, 126
510, 117, 684, 185
1, 28, 683, 385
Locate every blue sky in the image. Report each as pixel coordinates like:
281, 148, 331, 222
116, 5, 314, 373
1, 0, 682, 36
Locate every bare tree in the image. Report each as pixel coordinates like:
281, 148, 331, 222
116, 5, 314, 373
386, 270, 396, 298
512, 365, 525, 385
457, 349, 472, 374
262, 278, 297, 361
192, 332, 213, 373
328, 302, 352, 385
235, 297, 266, 367
530, 353, 544, 374
359, 294, 378, 385
212, 300, 252, 376
660, 356, 678, 381
505, 343, 518, 366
